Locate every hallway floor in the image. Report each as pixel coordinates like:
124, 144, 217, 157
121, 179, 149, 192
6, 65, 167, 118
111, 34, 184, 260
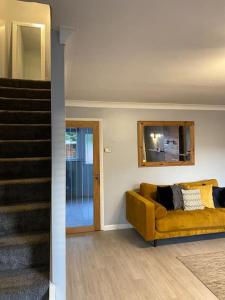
66, 229, 224, 300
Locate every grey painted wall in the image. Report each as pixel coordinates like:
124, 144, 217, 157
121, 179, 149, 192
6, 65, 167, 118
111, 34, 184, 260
66, 107, 225, 226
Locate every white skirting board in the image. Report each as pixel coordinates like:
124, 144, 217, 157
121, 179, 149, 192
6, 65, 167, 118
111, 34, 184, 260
103, 224, 133, 231
49, 282, 56, 300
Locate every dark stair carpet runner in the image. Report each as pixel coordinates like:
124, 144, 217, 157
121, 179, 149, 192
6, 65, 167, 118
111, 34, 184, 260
0, 78, 51, 299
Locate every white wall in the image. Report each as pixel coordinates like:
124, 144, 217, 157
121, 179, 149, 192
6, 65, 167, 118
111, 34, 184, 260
66, 106, 225, 226
0, 0, 50, 79
51, 30, 66, 300
24, 49, 41, 80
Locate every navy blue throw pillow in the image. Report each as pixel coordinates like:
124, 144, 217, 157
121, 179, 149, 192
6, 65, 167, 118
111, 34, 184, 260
219, 188, 225, 208
157, 186, 174, 210
213, 187, 225, 208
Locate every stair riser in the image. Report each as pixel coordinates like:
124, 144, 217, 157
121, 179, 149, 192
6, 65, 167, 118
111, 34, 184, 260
0, 112, 51, 124
0, 88, 50, 99
0, 125, 51, 140
0, 209, 50, 236
0, 182, 51, 205
0, 78, 51, 89
0, 242, 49, 272
0, 160, 51, 180
0, 98, 51, 111
0, 141, 51, 158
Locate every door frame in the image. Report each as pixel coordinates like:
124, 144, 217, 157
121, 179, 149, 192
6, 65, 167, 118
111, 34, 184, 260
65, 118, 104, 234
12, 21, 46, 80
0, 20, 6, 78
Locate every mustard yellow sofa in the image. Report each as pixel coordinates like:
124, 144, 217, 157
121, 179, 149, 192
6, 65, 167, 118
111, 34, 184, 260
126, 179, 225, 246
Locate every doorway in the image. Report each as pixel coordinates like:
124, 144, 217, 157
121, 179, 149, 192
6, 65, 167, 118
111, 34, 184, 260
12, 21, 45, 80
66, 121, 100, 234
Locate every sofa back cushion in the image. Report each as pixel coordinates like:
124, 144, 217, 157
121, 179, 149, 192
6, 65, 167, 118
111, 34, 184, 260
184, 184, 214, 208
140, 183, 157, 200
171, 184, 184, 210
213, 187, 225, 208
139, 183, 167, 219
157, 186, 174, 210
179, 179, 218, 188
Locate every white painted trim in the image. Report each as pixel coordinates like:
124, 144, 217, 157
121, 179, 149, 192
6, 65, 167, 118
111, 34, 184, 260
66, 99, 225, 111
59, 26, 75, 45
12, 21, 46, 80
49, 282, 56, 300
66, 118, 105, 230
103, 224, 133, 231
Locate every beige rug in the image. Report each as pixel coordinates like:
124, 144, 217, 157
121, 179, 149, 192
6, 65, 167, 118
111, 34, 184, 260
178, 252, 225, 300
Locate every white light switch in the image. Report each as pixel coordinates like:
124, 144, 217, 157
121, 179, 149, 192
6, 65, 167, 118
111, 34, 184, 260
104, 147, 112, 153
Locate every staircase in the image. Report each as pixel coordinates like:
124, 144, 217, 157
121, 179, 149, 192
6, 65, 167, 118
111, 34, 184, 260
0, 78, 51, 299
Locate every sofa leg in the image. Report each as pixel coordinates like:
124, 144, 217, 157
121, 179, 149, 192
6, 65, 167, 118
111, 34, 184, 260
153, 240, 157, 247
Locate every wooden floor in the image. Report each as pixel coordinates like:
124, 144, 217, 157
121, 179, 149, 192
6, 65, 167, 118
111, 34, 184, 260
66, 229, 225, 300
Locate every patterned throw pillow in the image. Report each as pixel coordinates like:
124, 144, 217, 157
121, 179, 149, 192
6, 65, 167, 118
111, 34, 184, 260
182, 189, 205, 211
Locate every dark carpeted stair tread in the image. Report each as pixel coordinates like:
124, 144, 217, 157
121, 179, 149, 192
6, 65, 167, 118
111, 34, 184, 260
0, 177, 51, 186
0, 158, 51, 180
0, 124, 51, 140
0, 97, 51, 101
0, 110, 50, 113
0, 233, 50, 272
0, 139, 51, 143
0, 111, 51, 124
0, 232, 49, 248
0, 202, 50, 214
0, 87, 50, 100
0, 267, 49, 288
0, 203, 50, 235
0, 178, 51, 205
0, 140, 51, 158
0, 267, 49, 299
0, 97, 51, 112
0, 78, 51, 89
0, 78, 51, 298
0, 157, 51, 162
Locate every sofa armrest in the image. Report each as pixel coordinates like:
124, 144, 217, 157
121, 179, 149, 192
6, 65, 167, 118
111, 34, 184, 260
126, 191, 155, 241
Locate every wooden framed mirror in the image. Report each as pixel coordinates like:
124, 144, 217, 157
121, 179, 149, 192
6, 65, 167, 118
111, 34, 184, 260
137, 121, 195, 167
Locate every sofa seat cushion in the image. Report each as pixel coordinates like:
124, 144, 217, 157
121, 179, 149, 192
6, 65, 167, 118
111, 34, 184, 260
156, 208, 225, 232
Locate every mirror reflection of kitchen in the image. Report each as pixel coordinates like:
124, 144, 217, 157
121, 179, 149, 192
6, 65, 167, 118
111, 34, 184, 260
143, 126, 191, 162
12, 23, 45, 80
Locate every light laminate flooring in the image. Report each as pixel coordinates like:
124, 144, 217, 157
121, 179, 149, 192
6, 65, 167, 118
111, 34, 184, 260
67, 229, 225, 300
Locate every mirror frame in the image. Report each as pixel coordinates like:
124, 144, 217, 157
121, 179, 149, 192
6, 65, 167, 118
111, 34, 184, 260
137, 121, 195, 167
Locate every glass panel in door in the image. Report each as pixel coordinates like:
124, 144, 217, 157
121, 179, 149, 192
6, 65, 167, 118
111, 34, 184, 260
66, 127, 94, 228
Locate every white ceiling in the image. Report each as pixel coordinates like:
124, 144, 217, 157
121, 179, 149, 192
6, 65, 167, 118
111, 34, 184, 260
28, 0, 225, 105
